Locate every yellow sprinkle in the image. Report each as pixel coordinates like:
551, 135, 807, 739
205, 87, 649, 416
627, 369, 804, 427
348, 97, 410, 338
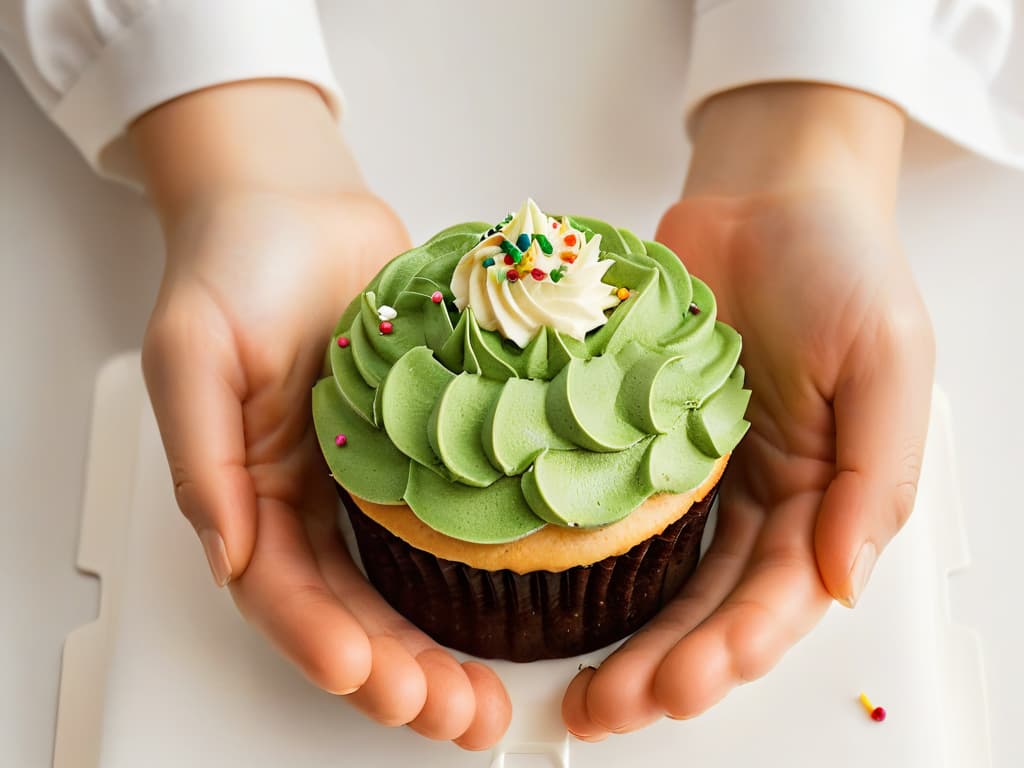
560, 251, 577, 263
617, 287, 630, 301
858, 693, 874, 714
559, 216, 569, 235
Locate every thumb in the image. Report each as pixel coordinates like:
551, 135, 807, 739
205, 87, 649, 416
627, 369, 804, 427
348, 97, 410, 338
815, 307, 935, 607
142, 301, 257, 586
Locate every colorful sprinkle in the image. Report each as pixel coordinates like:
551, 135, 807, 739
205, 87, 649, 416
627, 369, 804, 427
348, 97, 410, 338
563, 233, 577, 247
516, 233, 532, 251
534, 234, 553, 254
551, 220, 559, 229
336, 336, 350, 348
500, 240, 522, 260
560, 251, 577, 263
616, 287, 631, 301
550, 266, 565, 283
502, 213, 513, 224
689, 302, 701, 315
482, 256, 496, 268
334, 434, 348, 447
504, 254, 515, 265
430, 291, 444, 304
377, 304, 398, 321
859, 693, 886, 723
506, 269, 520, 283
379, 321, 394, 335
531, 268, 547, 281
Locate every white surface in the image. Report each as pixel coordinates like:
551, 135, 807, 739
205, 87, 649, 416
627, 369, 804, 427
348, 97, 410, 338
55, 354, 986, 768
1, 1, 1022, 766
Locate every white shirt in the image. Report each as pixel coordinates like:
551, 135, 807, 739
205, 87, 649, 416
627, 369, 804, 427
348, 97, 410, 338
1, 0, 1022, 182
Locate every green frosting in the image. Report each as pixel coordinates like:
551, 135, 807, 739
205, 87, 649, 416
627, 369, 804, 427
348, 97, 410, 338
314, 213, 750, 543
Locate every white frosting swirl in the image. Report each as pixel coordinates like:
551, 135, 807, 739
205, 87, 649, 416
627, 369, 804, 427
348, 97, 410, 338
450, 199, 620, 347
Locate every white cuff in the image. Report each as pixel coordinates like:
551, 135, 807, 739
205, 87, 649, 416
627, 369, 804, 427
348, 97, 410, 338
49, 0, 343, 185
686, 0, 1024, 170
686, 0, 933, 122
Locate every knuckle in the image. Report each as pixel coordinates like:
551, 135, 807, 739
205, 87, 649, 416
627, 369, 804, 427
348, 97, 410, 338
889, 302, 936, 364
892, 479, 919, 533
724, 602, 776, 683
890, 441, 924, 533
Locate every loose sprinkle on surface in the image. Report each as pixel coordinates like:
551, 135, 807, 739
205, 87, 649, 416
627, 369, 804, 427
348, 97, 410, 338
336, 336, 350, 348
334, 434, 348, 447
689, 302, 701, 315
431, 291, 443, 304
379, 321, 394, 335
616, 287, 630, 301
859, 693, 887, 723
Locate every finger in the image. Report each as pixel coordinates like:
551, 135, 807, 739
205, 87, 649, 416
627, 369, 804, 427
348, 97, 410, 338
815, 302, 934, 607
562, 489, 762, 737
345, 635, 428, 726
306, 506, 488, 736
142, 297, 256, 585
406, 649, 476, 741
562, 667, 606, 742
652, 495, 831, 719
453, 662, 513, 751
228, 496, 372, 695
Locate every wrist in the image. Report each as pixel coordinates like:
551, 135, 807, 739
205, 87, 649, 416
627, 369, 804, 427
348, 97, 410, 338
684, 83, 905, 213
130, 79, 364, 229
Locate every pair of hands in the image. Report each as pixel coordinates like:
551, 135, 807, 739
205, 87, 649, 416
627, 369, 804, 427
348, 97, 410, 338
132, 80, 933, 750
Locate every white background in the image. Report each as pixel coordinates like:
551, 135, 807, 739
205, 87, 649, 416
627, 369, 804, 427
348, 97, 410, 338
2, 2, 1021, 766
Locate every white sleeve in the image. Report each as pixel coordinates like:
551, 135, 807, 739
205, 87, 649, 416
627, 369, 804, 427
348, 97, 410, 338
687, 0, 1024, 170
0, 0, 342, 183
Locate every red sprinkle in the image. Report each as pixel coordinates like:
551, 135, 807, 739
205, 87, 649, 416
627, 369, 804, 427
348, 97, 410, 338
531, 268, 547, 281
689, 302, 701, 315
334, 434, 348, 447
379, 321, 394, 334
871, 707, 887, 722
506, 269, 520, 283
551, 220, 558, 229
430, 291, 443, 304
563, 233, 577, 247
336, 336, 350, 348
504, 254, 515, 265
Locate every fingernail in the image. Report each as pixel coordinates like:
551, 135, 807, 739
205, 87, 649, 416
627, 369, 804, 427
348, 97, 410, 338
842, 541, 877, 608
199, 528, 232, 587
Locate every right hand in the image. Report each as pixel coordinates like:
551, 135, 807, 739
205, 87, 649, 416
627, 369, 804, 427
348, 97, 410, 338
131, 79, 512, 750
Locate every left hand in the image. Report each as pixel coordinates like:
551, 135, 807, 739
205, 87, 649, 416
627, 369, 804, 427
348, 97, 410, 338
563, 84, 935, 739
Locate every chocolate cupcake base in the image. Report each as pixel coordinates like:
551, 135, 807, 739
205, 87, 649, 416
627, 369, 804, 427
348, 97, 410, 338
340, 485, 718, 662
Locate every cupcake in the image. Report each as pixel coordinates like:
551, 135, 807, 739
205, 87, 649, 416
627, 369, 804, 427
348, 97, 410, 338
313, 200, 749, 662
